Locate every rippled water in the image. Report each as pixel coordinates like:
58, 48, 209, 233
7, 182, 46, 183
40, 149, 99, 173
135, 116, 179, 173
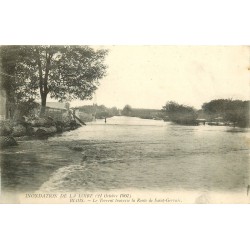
1, 116, 249, 193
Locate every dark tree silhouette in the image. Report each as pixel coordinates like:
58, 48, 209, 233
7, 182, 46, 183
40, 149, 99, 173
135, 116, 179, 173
1, 45, 108, 116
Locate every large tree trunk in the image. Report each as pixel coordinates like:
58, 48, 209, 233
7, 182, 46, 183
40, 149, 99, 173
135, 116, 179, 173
36, 47, 52, 118
40, 93, 47, 117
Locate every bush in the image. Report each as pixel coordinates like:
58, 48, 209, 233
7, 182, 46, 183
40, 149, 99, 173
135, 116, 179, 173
202, 99, 250, 127
16, 99, 40, 118
162, 101, 198, 125
0, 120, 13, 136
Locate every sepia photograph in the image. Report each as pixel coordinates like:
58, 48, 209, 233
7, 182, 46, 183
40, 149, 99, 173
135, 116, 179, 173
1, 2, 250, 250
0, 45, 249, 203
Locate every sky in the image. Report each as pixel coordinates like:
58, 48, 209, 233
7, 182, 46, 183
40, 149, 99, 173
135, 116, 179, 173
69, 46, 249, 110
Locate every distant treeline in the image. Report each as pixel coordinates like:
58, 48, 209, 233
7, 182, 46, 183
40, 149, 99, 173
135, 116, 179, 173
121, 105, 163, 120
77, 99, 249, 128
77, 104, 163, 120
162, 99, 250, 127
77, 104, 164, 121
78, 105, 119, 120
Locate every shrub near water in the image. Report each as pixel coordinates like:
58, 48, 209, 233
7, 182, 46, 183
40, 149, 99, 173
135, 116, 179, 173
162, 101, 198, 125
202, 99, 250, 127
0, 120, 13, 136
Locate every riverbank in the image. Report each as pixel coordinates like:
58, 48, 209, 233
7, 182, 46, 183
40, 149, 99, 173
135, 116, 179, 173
0, 116, 81, 148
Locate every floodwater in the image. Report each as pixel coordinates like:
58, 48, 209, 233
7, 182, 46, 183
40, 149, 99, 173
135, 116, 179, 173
1, 116, 249, 193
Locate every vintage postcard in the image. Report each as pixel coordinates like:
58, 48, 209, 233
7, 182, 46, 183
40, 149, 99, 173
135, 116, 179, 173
0, 45, 249, 204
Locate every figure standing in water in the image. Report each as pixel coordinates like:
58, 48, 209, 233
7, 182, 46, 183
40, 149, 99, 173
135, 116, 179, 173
105, 117, 107, 123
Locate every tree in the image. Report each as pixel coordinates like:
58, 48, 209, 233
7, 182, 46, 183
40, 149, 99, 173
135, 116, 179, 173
201, 99, 249, 127
7, 45, 108, 116
202, 99, 230, 120
162, 101, 198, 125
110, 107, 119, 116
78, 104, 119, 119
224, 100, 249, 127
122, 105, 132, 116
16, 99, 40, 118
0, 46, 23, 118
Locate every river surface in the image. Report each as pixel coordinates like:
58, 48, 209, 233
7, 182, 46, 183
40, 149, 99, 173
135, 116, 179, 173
1, 116, 249, 193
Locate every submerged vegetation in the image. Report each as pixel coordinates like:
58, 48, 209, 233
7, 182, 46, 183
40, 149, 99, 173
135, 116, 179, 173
162, 99, 249, 127
162, 101, 198, 125
115, 99, 249, 128
202, 99, 249, 127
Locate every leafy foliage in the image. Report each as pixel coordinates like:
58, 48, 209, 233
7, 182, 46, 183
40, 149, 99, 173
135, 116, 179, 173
162, 101, 198, 125
78, 104, 119, 119
121, 105, 132, 116
16, 99, 40, 117
202, 99, 230, 119
0, 46, 22, 102
122, 108, 163, 120
1, 45, 108, 116
202, 99, 249, 127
